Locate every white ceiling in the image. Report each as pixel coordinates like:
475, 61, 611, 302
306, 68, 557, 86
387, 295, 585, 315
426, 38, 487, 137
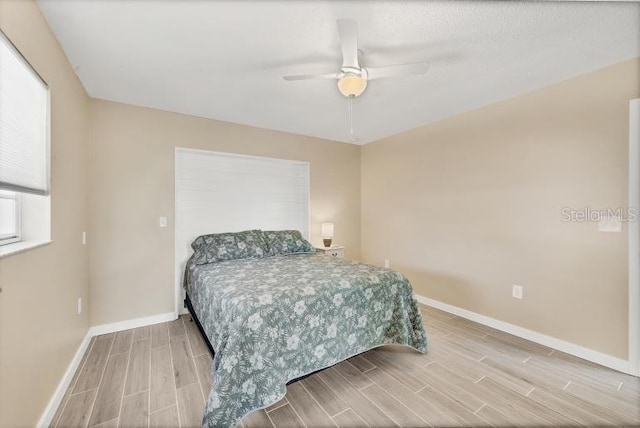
37, 1, 640, 144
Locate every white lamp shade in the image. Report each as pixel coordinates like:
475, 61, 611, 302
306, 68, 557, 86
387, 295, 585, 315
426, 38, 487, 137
321, 223, 334, 238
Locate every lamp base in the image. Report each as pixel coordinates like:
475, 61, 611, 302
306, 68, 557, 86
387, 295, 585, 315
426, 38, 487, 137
323, 238, 332, 248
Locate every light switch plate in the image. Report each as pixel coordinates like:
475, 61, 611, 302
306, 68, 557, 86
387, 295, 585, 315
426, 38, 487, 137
159, 216, 167, 228
598, 215, 622, 233
512, 284, 523, 299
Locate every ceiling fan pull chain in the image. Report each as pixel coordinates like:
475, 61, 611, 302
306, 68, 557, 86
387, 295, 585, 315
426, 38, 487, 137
348, 96, 355, 138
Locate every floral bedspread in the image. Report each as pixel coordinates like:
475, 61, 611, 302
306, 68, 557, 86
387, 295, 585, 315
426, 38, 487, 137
185, 253, 428, 427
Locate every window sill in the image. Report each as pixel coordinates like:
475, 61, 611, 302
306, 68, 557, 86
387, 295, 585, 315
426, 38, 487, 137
0, 239, 52, 258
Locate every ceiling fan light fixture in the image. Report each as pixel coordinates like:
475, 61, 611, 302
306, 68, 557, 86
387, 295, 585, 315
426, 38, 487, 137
337, 74, 367, 98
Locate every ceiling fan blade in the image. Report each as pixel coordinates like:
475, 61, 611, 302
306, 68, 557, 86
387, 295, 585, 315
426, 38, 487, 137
337, 19, 359, 69
283, 72, 340, 81
366, 62, 430, 80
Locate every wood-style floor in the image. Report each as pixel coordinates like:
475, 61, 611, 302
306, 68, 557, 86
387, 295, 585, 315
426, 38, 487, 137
51, 305, 640, 427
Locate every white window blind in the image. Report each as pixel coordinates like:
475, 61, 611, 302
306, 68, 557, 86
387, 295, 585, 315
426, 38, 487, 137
0, 31, 49, 195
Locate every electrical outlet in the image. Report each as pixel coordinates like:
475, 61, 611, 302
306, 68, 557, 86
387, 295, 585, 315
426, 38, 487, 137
512, 284, 523, 299
77, 297, 82, 315
384, 259, 390, 268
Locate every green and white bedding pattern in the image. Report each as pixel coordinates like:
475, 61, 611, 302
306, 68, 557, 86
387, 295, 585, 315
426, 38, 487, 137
185, 253, 428, 427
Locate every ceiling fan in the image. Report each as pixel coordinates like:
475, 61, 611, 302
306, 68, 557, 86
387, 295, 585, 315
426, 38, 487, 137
283, 19, 430, 98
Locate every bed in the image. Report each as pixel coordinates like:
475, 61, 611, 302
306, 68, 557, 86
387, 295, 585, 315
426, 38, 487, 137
183, 230, 428, 427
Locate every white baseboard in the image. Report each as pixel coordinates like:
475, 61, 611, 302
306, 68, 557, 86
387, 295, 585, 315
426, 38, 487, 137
414, 294, 633, 375
89, 312, 176, 336
38, 311, 178, 427
36, 331, 92, 428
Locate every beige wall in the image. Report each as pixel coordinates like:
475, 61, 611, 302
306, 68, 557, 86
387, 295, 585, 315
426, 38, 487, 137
0, 0, 91, 426
362, 58, 640, 359
89, 99, 361, 326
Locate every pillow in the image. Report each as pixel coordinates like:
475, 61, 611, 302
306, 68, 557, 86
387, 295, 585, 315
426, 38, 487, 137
191, 232, 234, 252
262, 230, 316, 256
192, 230, 268, 265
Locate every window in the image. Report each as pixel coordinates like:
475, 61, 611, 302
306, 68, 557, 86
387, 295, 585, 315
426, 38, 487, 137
0, 30, 50, 250
0, 191, 20, 244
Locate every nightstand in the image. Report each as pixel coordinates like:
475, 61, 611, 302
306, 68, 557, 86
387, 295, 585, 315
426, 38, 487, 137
316, 246, 344, 258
